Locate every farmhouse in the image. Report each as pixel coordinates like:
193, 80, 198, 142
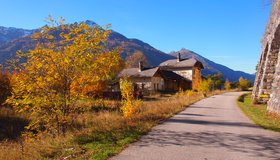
118, 53, 204, 94
118, 65, 164, 94
159, 53, 204, 90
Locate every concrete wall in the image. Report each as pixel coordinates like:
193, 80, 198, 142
253, 1, 280, 114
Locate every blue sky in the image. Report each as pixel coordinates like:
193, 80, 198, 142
0, 0, 272, 73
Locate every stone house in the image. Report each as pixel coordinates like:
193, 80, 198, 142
118, 66, 164, 94
118, 53, 204, 94
160, 69, 192, 91
159, 53, 204, 90
252, 1, 280, 114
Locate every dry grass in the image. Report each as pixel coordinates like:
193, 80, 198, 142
0, 107, 28, 140
0, 90, 226, 160
0, 134, 86, 160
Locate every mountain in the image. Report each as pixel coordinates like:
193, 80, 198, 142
0, 21, 174, 66
0, 26, 36, 64
108, 31, 174, 66
0, 20, 254, 82
0, 26, 34, 44
169, 48, 255, 82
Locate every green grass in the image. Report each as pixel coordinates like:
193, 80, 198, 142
73, 125, 146, 160
238, 94, 280, 132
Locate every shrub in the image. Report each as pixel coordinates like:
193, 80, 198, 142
120, 78, 142, 118
186, 90, 195, 97
198, 78, 212, 97
121, 100, 142, 118
0, 70, 11, 106
224, 79, 231, 90
239, 77, 249, 91
238, 94, 246, 102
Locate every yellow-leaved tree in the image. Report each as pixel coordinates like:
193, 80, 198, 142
239, 77, 249, 91
224, 79, 231, 90
6, 17, 124, 136
198, 78, 213, 97
119, 78, 142, 118
0, 68, 11, 106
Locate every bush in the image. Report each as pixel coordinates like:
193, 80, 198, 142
120, 78, 142, 118
198, 78, 212, 97
224, 79, 231, 90
238, 94, 246, 102
239, 77, 249, 91
0, 70, 11, 106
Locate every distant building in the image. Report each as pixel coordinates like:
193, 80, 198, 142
118, 65, 164, 94
118, 53, 204, 94
159, 53, 204, 90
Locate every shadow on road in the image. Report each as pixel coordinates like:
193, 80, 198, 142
190, 105, 230, 110
136, 129, 280, 159
165, 118, 260, 129
176, 113, 207, 117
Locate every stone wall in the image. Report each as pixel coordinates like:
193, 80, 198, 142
253, 1, 280, 114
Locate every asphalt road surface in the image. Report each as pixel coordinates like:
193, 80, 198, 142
111, 92, 280, 160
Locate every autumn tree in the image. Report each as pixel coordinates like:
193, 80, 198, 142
206, 73, 223, 90
0, 68, 11, 106
239, 77, 249, 91
198, 78, 213, 97
6, 17, 123, 136
125, 51, 149, 68
212, 73, 223, 90
224, 79, 231, 90
231, 81, 239, 89
120, 78, 141, 118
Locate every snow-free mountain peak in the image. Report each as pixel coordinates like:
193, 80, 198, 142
0, 22, 254, 82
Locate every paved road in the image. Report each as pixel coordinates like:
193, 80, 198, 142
111, 92, 280, 160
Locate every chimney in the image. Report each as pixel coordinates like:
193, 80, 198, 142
138, 61, 143, 72
177, 52, 181, 62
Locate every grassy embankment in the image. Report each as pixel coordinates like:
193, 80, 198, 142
0, 90, 225, 160
237, 93, 280, 132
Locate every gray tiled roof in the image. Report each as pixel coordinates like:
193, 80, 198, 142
159, 58, 204, 68
118, 67, 159, 78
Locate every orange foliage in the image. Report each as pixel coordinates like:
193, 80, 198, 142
6, 17, 124, 136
